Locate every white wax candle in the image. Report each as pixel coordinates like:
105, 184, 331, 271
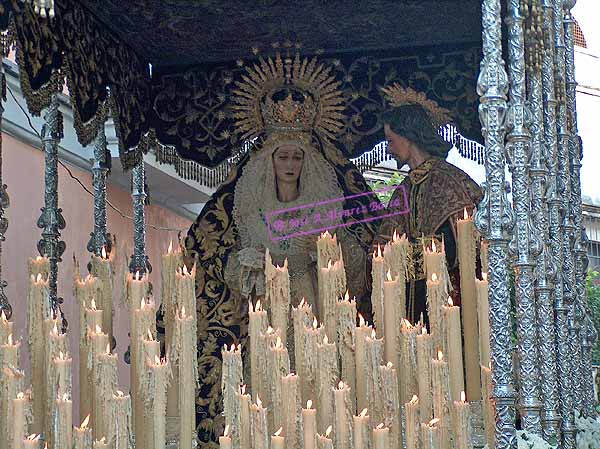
453, 392, 473, 449
373, 423, 390, 449
249, 300, 268, 402
281, 374, 301, 449
251, 396, 269, 449
431, 351, 451, 449
399, 320, 419, 405
317, 426, 333, 449
352, 408, 370, 449
383, 270, 401, 366
238, 386, 251, 449
334, 381, 352, 449
271, 428, 285, 449
219, 425, 232, 449
355, 315, 372, 412
476, 274, 491, 367
55, 393, 73, 449
405, 396, 420, 449
416, 327, 433, 421
302, 400, 317, 449
316, 334, 336, 433
421, 419, 442, 449
443, 298, 464, 401
12, 392, 28, 449
112, 390, 132, 449
371, 245, 385, 337
73, 416, 92, 449
335, 292, 357, 412
22, 434, 41, 449
0, 311, 13, 343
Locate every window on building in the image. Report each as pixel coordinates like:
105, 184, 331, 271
584, 213, 600, 270
575, 20, 587, 48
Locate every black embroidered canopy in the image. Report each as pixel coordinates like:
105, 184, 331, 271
0, 0, 483, 170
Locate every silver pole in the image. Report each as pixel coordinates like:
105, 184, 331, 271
128, 157, 150, 274
87, 121, 110, 256
0, 69, 10, 319
475, 0, 517, 447
505, 0, 543, 434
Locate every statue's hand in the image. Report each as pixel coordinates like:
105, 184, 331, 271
238, 247, 265, 269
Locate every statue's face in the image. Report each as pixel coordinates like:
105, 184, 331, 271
384, 123, 412, 165
273, 145, 304, 185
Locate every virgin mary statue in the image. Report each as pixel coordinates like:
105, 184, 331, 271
182, 50, 378, 447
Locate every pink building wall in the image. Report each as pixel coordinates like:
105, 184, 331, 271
2, 132, 191, 420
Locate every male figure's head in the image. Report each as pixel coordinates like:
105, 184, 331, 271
382, 104, 451, 169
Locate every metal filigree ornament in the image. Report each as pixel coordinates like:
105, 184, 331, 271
26, 0, 56, 18
230, 47, 345, 147
379, 84, 453, 128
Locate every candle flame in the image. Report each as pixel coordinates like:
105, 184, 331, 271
274, 427, 283, 437
482, 272, 488, 281
299, 298, 306, 307
241, 385, 246, 395
256, 300, 262, 311
338, 380, 345, 389
307, 400, 313, 409
106, 343, 111, 355
101, 246, 107, 259
358, 314, 365, 327
36, 273, 43, 282
62, 393, 69, 401
275, 336, 282, 348
183, 264, 189, 276
464, 207, 469, 220
327, 259, 333, 270
99, 437, 106, 443
312, 318, 318, 329
429, 418, 440, 426
223, 425, 230, 438
438, 350, 444, 361
323, 334, 328, 345
461, 391, 466, 402
181, 306, 186, 318
7, 333, 13, 345
135, 271, 140, 281
154, 355, 160, 364
81, 415, 90, 429
117, 390, 124, 397
266, 326, 274, 335
386, 269, 392, 281
359, 408, 368, 417
256, 394, 262, 407
90, 298, 97, 310
140, 298, 145, 309
410, 395, 418, 404
326, 425, 332, 437
52, 323, 59, 335
447, 297, 454, 306
168, 240, 173, 254
95, 325, 102, 334
431, 273, 438, 282
344, 290, 350, 301
27, 434, 39, 441
393, 229, 398, 242
421, 326, 427, 335
0, 311, 6, 321
17, 392, 24, 399
371, 329, 376, 339
147, 329, 153, 341
376, 423, 384, 430
59, 351, 65, 360
377, 244, 382, 258
432, 239, 437, 252
386, 361, 393, 368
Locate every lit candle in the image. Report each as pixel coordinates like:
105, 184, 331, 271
456, 208, 481, 400
269, 336, 290, 431
22, 434, 41, 449
383, 230, 409, 287
251, 395, 269, 449
80, 297, 102, 422
480, 238, 489, 273
443, 297, 464, 401
95, 343, 118, 442
73, 416, 92, 449
91, 246, 115, 345
316, 334, 337, 433
0, 333, 19, 368
266, 250, 292, 346
271, 427, 285, 449
371, 245, 385, 337
334, 381, 352, 449
51, 351, 72, 401
352, 408, 370, 449
431, 351, 451, 449
238, 385, 252, 449
0, 311, 13, 343
373, 423, 390, 449
319, 258, 346, 342
12, 392, 28, 449
317, 426, 333, 449
28, 255, 50, 277
55, 393, 73, 449
423, 239, 449, 292
476, 273, 491, 368
219, 425, 232, 449
317, 231, 341, 269
383, 270, 402, 368
93, 437, 109, 449
355, 314, 372, 412
281, 374, 301, 449
302, 400, 317, 449
292, 298, 313, 397
249, 300, 268, 402
365, 329, 384, 425
416, 326, 433, 421
112, 390, 132, 449
421, 418, 441, 449
161, 240, 182, 326
88, 324, 109, 438
454, 391, 473, 449
45, 321, 67, 446
259, 326, 280, 428
425, 272, 446, 354
379, 362, 401, 448
147, 355, 169, 449
222, 343, 243, 441
127, 270, 150, 308
405, 395, 420, 449
399, 320, 419, 404
304, 319, 323, 410
335, 291, 357, 412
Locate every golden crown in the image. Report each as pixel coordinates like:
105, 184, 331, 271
231, 48, 345, 142
380, 84, 452, 127
261, 93, 318, 133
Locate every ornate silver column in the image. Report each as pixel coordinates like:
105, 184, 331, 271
128, 157, 151, 274
564, 0, 589, 416
528, 0, 561, 440
552, 0, 576, 446
0, 69, 11, 319
505, 0, 543, 434
86, 121, 111, 257
37, 94, 66, 317
541, 0, 564, 441
475, 0, 517, 448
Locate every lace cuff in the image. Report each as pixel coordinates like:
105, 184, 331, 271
224, 247, 266, 299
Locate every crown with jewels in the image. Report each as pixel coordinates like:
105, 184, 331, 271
261, 92, 318, 133
380, 84, 452, 127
